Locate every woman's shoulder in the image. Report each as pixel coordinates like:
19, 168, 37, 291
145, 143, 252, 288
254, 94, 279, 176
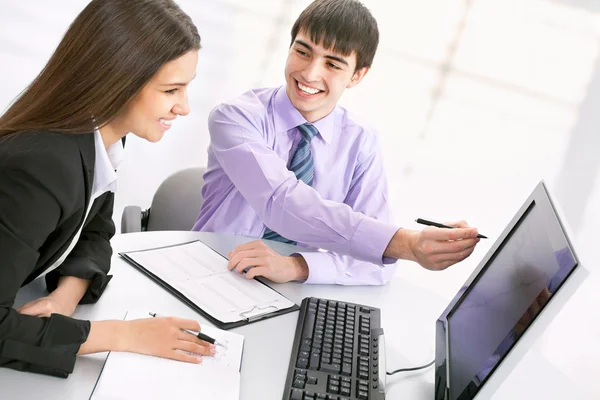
0, 130, 91, 182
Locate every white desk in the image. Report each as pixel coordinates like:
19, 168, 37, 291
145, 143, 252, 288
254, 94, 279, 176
1, 231, 443, 400
2, 231, 598, 399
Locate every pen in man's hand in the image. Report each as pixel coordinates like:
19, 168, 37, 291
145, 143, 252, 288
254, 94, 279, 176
415, 218, 488, 239
148, 312, 228, 348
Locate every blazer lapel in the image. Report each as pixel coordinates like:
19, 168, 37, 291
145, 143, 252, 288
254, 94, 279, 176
74, 133, 95, 212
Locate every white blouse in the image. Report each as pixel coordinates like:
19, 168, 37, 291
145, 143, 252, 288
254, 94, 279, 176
39, 130, 123, 278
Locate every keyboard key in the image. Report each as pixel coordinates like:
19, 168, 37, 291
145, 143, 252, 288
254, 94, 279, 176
320, 363, 341, 374
341, 362, 352, 376
327, 384, 340, 394
290, 388, 303, 400
297, 358, 308, 369
292, 379, 305, 389
357, 390, 369, 400
307, 375, 318, 385
309, 353, 320, 370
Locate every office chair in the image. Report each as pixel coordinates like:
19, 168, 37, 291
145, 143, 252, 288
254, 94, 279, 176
121, 166, 206, 233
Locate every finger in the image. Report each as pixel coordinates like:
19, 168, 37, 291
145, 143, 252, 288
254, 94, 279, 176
234, 257, 268, 274
18, 301, 51, 317
439, 243, 477, 262
421, 226, 479, 242
16, 303, 32, 313
245, 266, 270, 280
445, 220, 470, 229
178, 330, 212, 347
169, 350, 203, 364
427, 244, 477, 267
229, 240, 265, 256
423, 237, 479, 255
227, 249, 267, 270
172, 317, 201, 333
176, 340, 215, 357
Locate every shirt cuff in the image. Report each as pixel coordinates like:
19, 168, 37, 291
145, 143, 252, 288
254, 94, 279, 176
350, 217, 400, 265
298, 251, 338, 285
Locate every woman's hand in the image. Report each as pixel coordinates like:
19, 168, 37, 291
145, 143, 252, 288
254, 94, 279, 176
17, 293, 77, 317
17, 276, 91, 317
79, 317, 216, 364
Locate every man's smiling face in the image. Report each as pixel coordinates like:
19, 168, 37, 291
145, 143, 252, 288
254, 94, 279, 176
284, 31, 368, 122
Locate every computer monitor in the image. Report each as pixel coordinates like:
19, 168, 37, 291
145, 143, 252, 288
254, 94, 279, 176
434, 181, 580, 400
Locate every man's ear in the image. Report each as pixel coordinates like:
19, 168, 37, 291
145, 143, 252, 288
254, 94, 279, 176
347, 67, 370, 89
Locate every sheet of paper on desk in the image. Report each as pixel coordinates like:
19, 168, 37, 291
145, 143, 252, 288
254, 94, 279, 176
90, 311, 244, 400
123, 240, 295, 323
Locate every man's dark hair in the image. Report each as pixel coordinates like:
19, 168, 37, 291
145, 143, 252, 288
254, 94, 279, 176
290, 0, 379, 71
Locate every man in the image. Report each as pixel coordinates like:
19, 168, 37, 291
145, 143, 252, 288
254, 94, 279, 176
193, 0, 481, 285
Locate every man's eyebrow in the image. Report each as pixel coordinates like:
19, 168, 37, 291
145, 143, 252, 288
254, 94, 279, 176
294, 39, 349, 66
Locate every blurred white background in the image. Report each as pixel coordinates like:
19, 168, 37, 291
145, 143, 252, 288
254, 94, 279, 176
1, 1, 599, 396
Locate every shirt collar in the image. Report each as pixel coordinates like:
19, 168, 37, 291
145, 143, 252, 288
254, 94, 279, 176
92, 129, 123, 197
272, 85, 336, 144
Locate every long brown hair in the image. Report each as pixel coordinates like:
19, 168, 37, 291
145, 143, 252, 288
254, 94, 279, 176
0, 0, 201, 137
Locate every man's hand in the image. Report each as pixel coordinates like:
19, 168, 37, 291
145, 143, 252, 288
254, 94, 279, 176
17, 276, 91, 317
227, 240, 309, 283
386, 220, 481, 271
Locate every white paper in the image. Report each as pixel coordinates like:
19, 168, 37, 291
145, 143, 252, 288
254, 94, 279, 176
124, 240, 295, 323
90, 311, 244, 400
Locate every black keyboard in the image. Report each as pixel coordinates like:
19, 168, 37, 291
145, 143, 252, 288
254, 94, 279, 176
283, 297, 385, 400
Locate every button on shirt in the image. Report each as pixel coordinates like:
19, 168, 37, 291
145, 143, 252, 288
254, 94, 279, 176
193, 86, 399, 285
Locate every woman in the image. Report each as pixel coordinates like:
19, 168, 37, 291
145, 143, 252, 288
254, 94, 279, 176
0, 0, 211, 377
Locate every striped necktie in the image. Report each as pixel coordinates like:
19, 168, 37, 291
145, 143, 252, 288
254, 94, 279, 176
262, 123, 318, 244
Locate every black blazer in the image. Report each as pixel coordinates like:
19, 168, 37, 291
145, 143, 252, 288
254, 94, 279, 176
0, 130, 115, 377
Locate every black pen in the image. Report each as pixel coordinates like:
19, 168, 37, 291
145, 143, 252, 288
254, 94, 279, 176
148, 312, 228, 348
415, 218, 488, 239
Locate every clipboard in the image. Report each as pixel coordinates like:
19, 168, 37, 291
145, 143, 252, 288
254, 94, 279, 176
118, 240, 299, 330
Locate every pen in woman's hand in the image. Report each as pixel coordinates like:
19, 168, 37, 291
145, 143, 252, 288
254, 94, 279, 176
415, 218, 488, 239
148, 312, 228, 348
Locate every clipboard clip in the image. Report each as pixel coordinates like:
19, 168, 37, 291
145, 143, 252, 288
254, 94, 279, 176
239, 304, 279, 321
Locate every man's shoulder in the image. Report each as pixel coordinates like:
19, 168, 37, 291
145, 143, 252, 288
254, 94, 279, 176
336, 106, 380, 146
209, 87, 278, 127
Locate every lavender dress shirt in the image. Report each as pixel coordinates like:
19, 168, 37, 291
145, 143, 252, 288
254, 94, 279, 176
193, 86, 399, 285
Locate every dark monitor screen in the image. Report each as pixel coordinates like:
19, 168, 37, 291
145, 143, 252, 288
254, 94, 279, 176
434, 182, 578, 400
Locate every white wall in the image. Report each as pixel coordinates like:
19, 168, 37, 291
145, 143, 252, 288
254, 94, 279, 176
3, 0, 598, 287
